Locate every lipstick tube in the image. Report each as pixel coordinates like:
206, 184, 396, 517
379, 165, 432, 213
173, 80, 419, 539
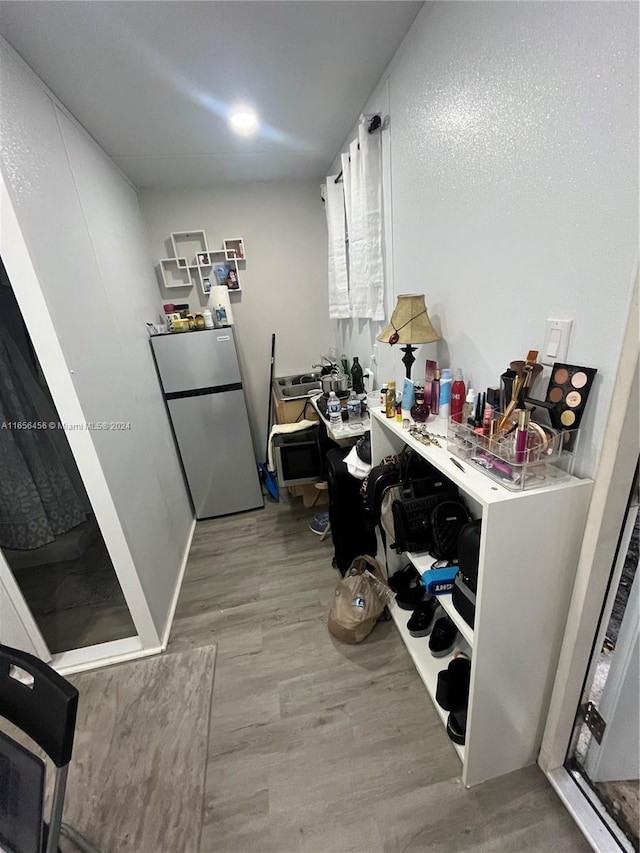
515, 410, 530, 464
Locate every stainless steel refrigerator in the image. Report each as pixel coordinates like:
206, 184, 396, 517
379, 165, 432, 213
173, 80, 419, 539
151, 328, 263, 519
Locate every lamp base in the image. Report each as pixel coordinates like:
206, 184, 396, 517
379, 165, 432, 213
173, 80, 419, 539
401, 345, 417, 380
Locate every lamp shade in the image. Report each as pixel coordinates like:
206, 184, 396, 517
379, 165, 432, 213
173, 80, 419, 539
376, 294, 440, 345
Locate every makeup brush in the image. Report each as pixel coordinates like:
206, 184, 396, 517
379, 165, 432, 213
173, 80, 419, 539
498, 350, 540, 432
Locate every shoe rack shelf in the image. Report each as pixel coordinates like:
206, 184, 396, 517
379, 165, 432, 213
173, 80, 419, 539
389, 597, 471, 761
369, 408, 593, 788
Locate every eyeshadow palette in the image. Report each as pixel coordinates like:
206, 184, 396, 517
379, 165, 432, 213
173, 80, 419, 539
545, 363, 597, 450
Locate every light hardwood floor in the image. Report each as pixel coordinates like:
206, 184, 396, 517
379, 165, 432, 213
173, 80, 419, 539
168, 496, 590, 853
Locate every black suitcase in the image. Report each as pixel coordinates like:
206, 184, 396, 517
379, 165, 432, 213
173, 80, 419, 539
326, 448, 377, 575
451, 519, 481, 628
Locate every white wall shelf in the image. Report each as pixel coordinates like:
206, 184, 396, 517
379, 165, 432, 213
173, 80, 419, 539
158, 231, 245, 293
370, 409, 593, 787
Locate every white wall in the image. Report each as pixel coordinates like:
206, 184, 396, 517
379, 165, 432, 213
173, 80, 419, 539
332, 1, 639, 478
139, 183, 331, 454
0, 38, 193, 638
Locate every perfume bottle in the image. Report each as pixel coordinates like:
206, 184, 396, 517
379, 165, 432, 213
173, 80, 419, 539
411, 385, 430, 423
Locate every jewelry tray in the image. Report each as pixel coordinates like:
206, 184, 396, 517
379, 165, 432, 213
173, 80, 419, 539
447, 416, 578, 491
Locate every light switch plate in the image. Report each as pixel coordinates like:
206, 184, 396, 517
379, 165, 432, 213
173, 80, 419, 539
542, 319, 572, 366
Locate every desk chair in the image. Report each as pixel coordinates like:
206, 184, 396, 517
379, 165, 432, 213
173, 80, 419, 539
0, 644, 99, 853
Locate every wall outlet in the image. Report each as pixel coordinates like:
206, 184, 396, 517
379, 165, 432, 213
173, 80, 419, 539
542, 319, 572, 366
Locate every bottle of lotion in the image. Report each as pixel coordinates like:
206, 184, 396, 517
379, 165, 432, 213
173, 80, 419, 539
439, 369, 452, 423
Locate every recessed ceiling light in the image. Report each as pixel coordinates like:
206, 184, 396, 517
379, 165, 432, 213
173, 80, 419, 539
229, 106, 258, 136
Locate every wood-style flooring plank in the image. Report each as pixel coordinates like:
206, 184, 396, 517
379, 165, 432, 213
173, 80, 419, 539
168, 496, 590, 853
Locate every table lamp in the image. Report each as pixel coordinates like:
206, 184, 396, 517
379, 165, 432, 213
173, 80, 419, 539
376, 294, 441, 379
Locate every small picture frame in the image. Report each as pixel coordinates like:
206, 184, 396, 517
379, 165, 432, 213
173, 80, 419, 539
202, 277, 212, 294
196, 252, 210, 266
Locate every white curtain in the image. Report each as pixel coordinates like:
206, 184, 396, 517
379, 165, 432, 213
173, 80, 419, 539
323, 176, 351, 319
325, 117, 385, 321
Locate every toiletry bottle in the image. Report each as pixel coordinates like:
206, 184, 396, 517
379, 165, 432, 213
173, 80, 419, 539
350, 357, 365, 394
431, 369, 441, 415
202, 308, 214, 329
451, 369, 466, 424
380, 384, 388, 408
346, 389, 361, 422
463, 389, 475, 425
327, 391, 342, 427
385, 381, 396, 419
439, 369, 452, 422
515, 409, 530, 464
396, 401, 402, 422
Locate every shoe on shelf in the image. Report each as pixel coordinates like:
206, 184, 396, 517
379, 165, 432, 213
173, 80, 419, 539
447, 707, 468, 746
429, 615, 459, 658
388, 563, 419, 594
395, 575, 427, 611
436, 656, 471, 712
309, 511, 330, 535
406, 597, 439, 637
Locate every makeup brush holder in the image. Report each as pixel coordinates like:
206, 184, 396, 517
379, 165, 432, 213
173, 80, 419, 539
447, 416, 578, 491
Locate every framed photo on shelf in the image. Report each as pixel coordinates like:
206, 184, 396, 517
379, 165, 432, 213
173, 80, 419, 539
196, 252, 210, 266
213, 262, 240, 290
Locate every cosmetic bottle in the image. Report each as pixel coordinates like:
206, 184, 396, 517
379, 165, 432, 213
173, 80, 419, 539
439, 369, 452, 422
463, 389, 475, 424
380, 384, 388, 407
385, 381, 396, 419
515, 409, 530, 464
411, 386, 430, 423
451, 369, 466, 423
431, 370, 441, 415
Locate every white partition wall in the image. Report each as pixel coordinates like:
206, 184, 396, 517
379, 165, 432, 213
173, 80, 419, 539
0, 37, 194, 670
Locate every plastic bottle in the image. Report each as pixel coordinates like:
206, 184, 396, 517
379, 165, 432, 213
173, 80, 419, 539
380, 384, 388, 407
385, 381, 396, 418
431, 369, 441, 415
202, 308, 214, 329
439, 369, 452, 422
327, 391, 342, 427
350, 356, 365, 394
346, 390, 361, 422
463, 389, 476, 425
451, 369, 466, 424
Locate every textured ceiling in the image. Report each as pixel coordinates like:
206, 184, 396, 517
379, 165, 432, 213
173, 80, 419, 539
0, 1, 422, 187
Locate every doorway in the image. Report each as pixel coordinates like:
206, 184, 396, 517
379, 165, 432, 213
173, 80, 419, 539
564, 468, 639, 851
0, 257, 135, 654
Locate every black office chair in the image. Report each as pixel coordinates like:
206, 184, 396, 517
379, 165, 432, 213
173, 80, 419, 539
0, 644, 100, 853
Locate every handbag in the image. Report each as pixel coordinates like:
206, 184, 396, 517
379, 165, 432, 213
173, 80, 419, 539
388, 476, 459, 553
429, 500, 471, 561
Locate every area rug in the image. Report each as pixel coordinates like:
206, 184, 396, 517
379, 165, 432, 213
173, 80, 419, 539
60, 645, 217, 853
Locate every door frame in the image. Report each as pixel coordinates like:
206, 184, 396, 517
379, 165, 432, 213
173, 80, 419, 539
539, 273, 639, 849
0, 170, 162, 666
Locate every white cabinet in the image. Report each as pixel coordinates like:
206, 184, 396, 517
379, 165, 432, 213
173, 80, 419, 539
370, 408, 593, 787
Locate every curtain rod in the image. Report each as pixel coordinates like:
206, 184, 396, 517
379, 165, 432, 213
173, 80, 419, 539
334, 114, 383, 184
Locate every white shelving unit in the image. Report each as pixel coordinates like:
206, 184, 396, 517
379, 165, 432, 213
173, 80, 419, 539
158, 231, 245, 293
370, 408, 593, 787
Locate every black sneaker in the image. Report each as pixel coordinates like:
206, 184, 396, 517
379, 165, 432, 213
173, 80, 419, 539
429, 615, 459, 658
447, 707, 468, 745
406, 597, 439, 637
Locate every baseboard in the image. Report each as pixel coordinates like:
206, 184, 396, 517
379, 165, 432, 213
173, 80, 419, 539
161, 517, 197, 651
52, 636, 163, 676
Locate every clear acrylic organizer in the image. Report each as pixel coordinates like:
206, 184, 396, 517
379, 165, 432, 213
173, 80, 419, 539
447, 415, 578, 491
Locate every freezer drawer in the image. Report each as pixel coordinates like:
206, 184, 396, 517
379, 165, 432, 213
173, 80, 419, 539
167, 390, 263, 518
151, 329, 241, 393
